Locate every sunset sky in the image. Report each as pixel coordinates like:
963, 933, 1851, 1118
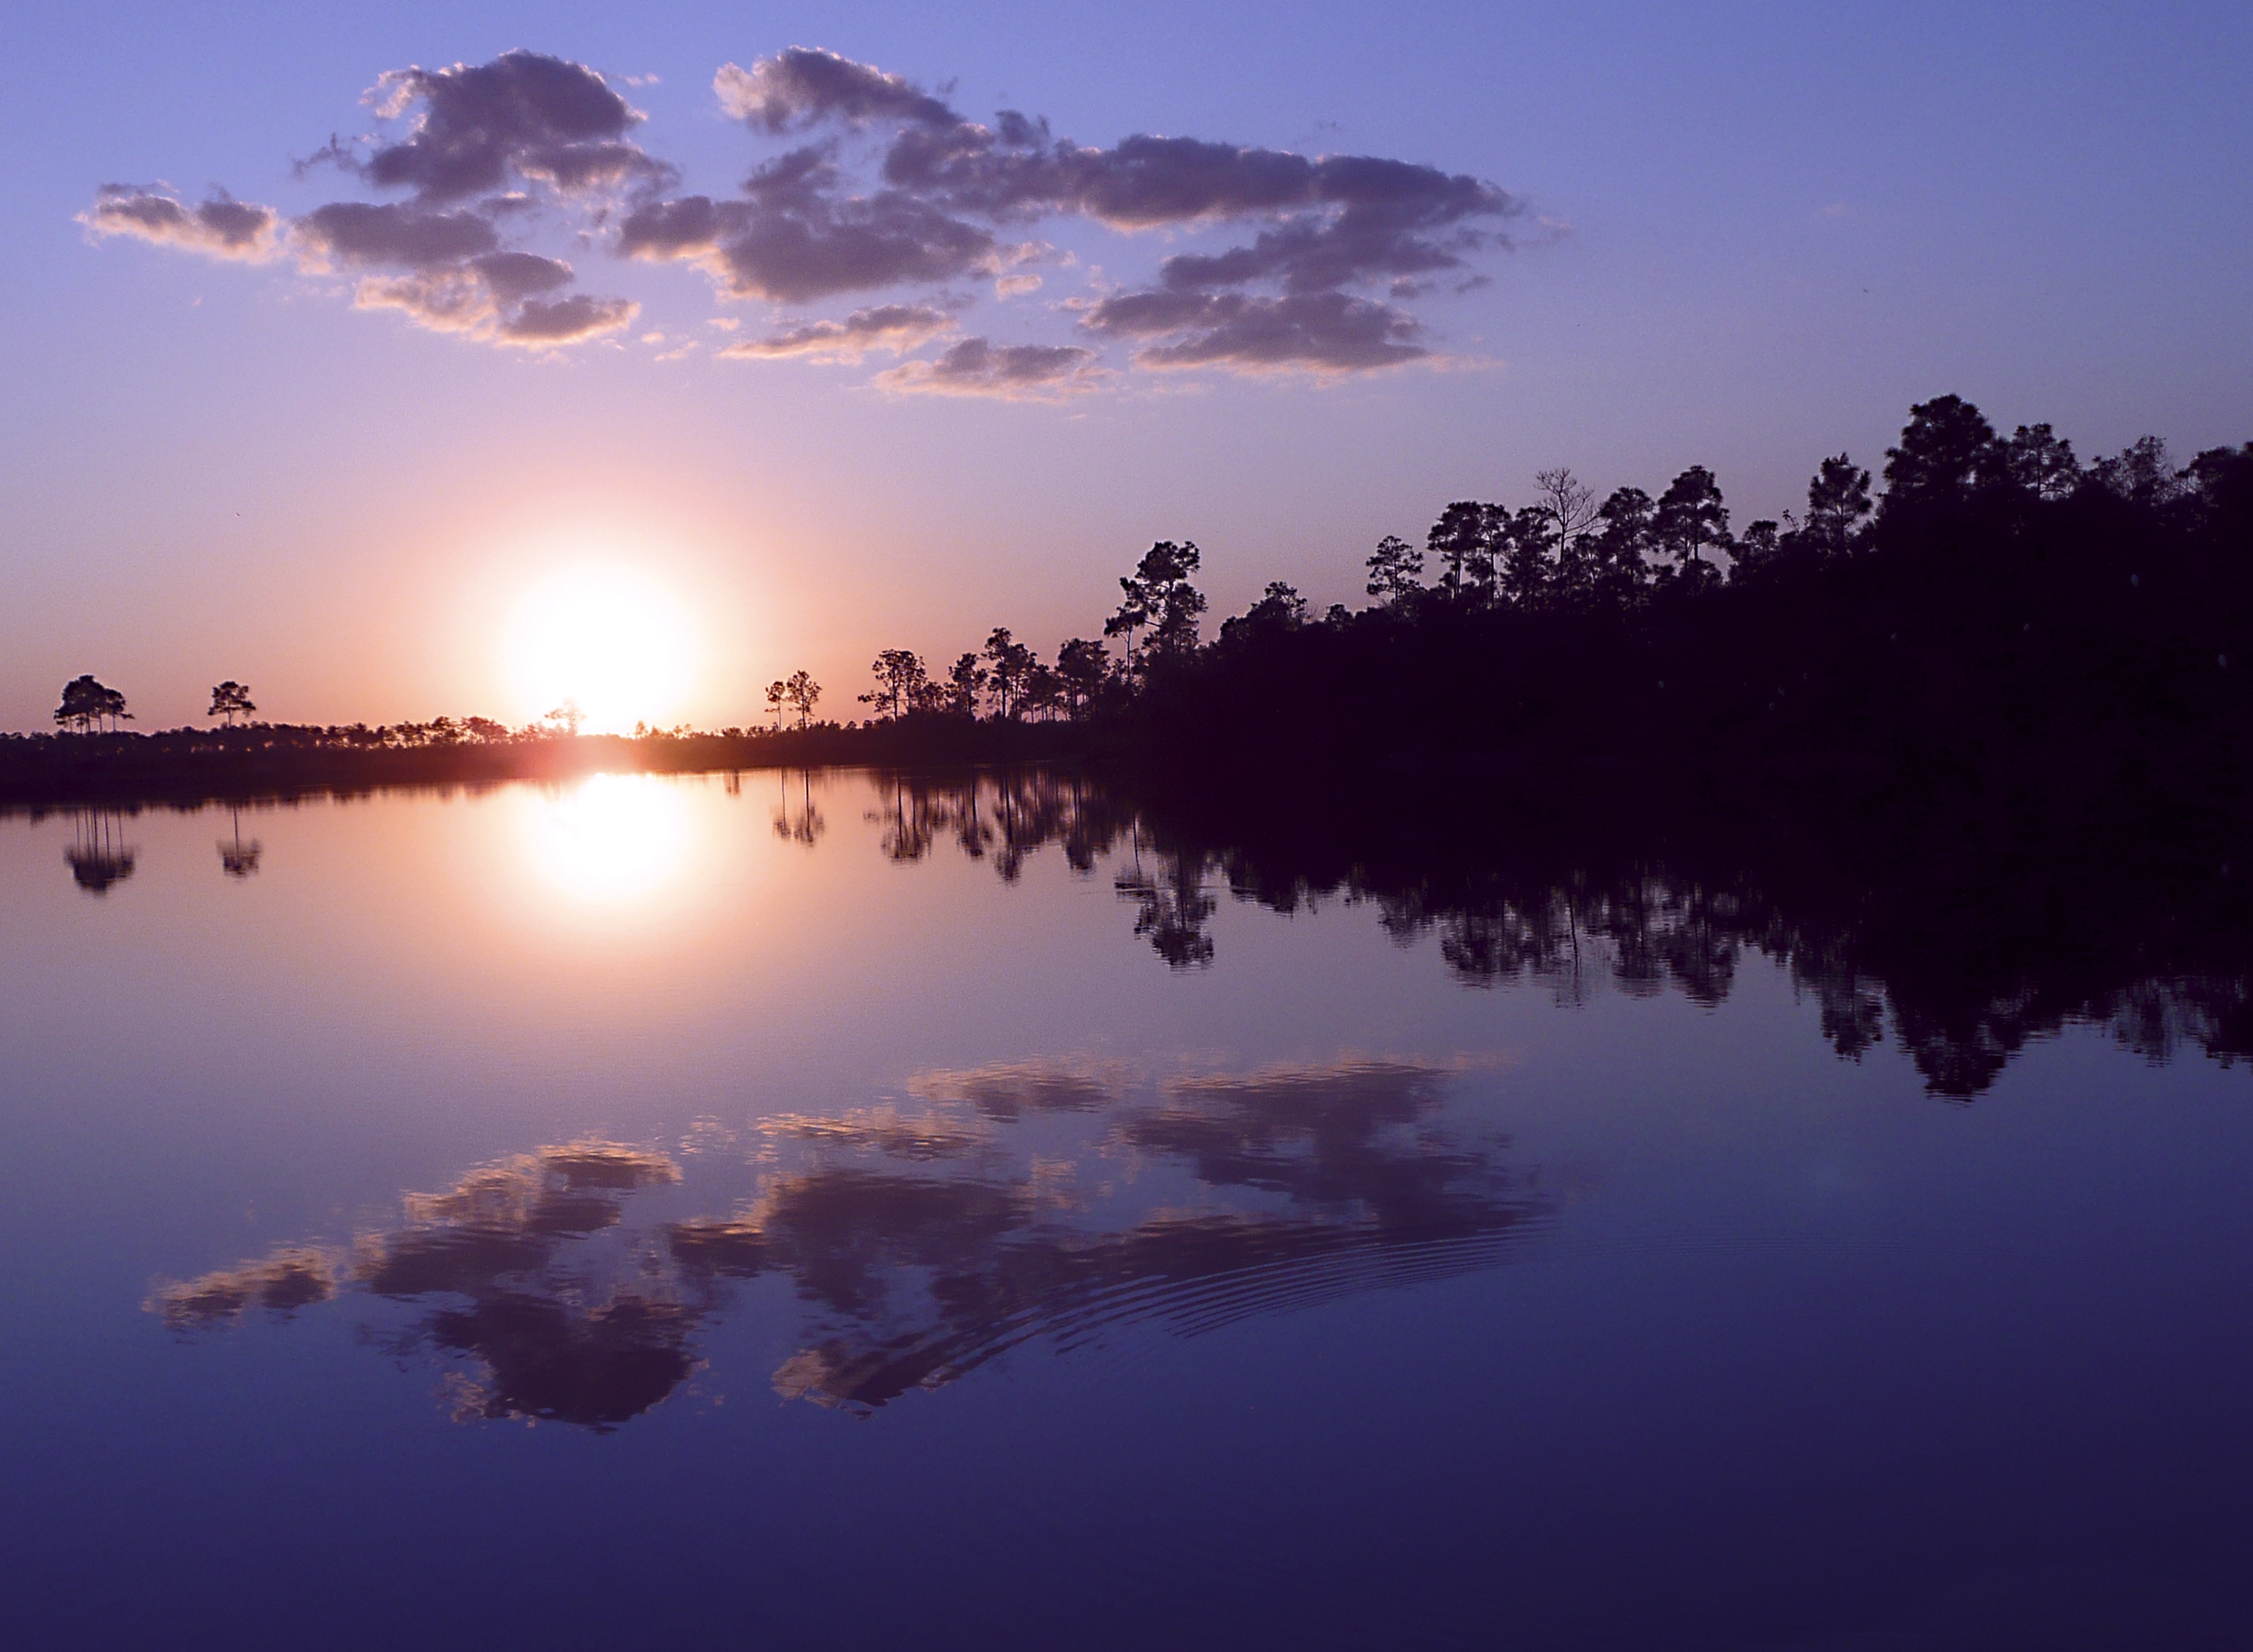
3, 0, 2248, 731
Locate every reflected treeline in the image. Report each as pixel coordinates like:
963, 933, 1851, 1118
862, 771, 2253, 1100
152, 1057, 1545, 1426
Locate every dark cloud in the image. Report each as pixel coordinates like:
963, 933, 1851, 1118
497, 292, 637, 344
295, 201, 500, 268
876, 336, 1105, 398
365, 50, 667, 204
470, 250, 574, 303
88, 51, 653, 353
91, 45, 1517, 374
718, 302, 954, 363
715, 48, 958, 133
81, 188, 280, 260
1081, 289, 1427, 371
352, 253, 633, 346
618, 147, 999, 303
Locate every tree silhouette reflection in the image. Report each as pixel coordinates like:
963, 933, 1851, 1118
870, 772, 2253, 1100
152, 1059, 1545, 1426
64, 807, 137, 894
216, 805, 262, 878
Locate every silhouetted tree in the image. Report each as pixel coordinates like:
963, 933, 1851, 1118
763, 681, 788, 729
2002, 423, 2081, 501
783, 670, 821, 728
859, 649, 931, 719
1731, 519, 1783, 577
2092, 436, 2191, 508
207, 681, 256, 726
1590, 488, 1657, 603
1427, 501, 1498, 600
54, 675, 130, 733
1794, 454, 1873, 558
946, 652, 988, 716
983, 628, 1037, 719
1106, 541, 1207, 670
1365, 534, 1424, 604
543, 700, 586, 736
1882, 394, 2002, 516
1535, 467, 1600, 594
1654, 466, 1731, 585
1499, 505, 1557, 607
1055, 638, 1109, 716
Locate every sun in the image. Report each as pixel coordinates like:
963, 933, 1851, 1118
503, 568, 695, 733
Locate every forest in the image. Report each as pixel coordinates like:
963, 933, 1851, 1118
8, 394, 2252, 831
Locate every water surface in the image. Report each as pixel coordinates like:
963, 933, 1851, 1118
4, 771, 2251, 1649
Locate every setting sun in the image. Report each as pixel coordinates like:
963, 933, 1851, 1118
503, 568, 695, 733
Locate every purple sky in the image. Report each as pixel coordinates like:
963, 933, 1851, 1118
2, 1, 2249, 730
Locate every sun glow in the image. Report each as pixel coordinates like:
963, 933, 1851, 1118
504, 568, 695, 733
525, 774, 695, 903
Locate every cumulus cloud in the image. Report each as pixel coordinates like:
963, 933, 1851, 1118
718, 303, 953, 362
876, 336, 1106, 399
91, 44, 1518, 377
498, 292, 637, 344
87, 51, 649, 351
618, 147, 998, 302
295, 201, 500, 268
620, 47, 1519, 385
1082, 289, 1427, 372
715, 48, 958, 133
351, 251, 630, 345
81, 187, 281, 261
362, 50, 670, 203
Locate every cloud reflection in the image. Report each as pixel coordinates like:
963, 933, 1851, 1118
152, 1058, 1544, 1426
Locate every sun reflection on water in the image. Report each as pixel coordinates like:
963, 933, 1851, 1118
526, 774, 695, 903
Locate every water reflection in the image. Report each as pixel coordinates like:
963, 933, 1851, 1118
855, 772, 2253, 1101
772, 767, 825, 847
153, 1059, 1546, 1427
65, 807, 137, 894
216, 806, 262, 878
525, 773, 692, 902
34, 768, 2253, 1100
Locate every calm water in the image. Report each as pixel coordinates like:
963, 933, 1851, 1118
4, 771, 2252, 1650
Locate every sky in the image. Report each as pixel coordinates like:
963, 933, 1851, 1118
1, 1, 2248, 732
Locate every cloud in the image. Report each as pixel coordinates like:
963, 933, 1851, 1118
91, 45, 1519, 377
618, 147, 999, 302
351, 251, 631, 345
715, 48, 958, 133
497, 292, 637, 344
718, 302, 953, 362
149, 1053, 1549, 1421
87, 51, 651, 353
81, 188, 280, 261
909, 1058, 1121, 1119
624, 48, 1518, 383
295, 201, 500, 268
1081, 288, 1427, 371
876, 336, 1106, 399
363, 50, 668, 204
149, 1247, 338, 1328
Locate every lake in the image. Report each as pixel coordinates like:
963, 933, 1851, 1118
4, 769, 2251, 1649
